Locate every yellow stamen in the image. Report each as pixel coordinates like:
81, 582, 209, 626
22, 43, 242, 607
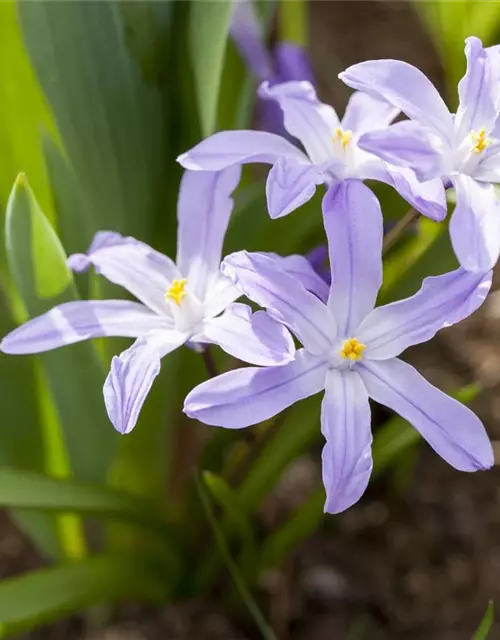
334, 127, 353, 150
340, 337, 366, 361
471, 128, 491, 154
165, 279, 187, 306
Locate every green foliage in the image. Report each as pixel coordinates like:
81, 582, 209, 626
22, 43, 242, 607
0, 553, 169, 636
188, 0, 234, 136
473, 602, 494, 640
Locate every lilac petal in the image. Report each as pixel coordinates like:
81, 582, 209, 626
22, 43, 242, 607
456, 37, 499, 140
266, 157, 322, 218
183, 348, 327, 428
474, 143, 500, 182
222, 251, 336, 354
358, 121, 443, 182
341, 91, 399, 135
321, 368, 372, 514
176, 167, 241, 301
260, 252, 330, 302
339, 60, 453, 143
322, 180, 383, 336
230, 0, 273, 81
203, 274, 241, 319
373, 165, 447, 221
104, 331, 186, 434
359, 358, 494, 471
358, 268, 491, 360
450, 174, 500, 272
274, 42, 315, 84
199, 302, 295, 366
177, 130, 307, 171
0, 300, 169, 355
68, 231, 178, 315
259, 81, 339, 164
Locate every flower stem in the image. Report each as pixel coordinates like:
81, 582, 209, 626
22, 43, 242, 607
201, 346, 218, 378
382, 207, 420, 255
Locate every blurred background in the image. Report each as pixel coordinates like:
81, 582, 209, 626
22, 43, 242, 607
0, 1, 500, 639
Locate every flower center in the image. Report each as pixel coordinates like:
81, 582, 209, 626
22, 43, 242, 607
334, 127, 353, 150
470, 128, 491, 154
340, 337, 366, 361
165, 279, 187, 306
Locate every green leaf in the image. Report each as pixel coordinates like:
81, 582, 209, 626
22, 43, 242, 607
473, 601, 494, 640
203, 471, 254, 545
18, 1, 174, 240
5, 175, 116, 483
0, 553, 169, 636
0, 1, 56, 216
0, 467, 172, 537
195, 475, 277, 640
188, 0, 233, 136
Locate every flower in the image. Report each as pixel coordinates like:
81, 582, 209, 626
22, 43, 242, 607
0, 168, 299, 435
340, 36, 500, 272
229, 0, 315, 136
178, 80, 447, 221
183, 180, 494, 514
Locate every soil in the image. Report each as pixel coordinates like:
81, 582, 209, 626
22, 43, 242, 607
4, 2, 500, 639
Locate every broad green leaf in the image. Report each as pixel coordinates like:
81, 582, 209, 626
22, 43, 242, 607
473, 601, 494, 640
0, 1, 55, 216
258, 384, 479, 574
18, 1, 174, 240
0, 553, 169, 636
0, 467, 173, 538
5, 176, 116, 482
0, 288, 62, 558
189, 0, 234, 136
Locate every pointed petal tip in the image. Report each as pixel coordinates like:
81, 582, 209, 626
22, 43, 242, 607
176, 152, 202, 171
67, 253, 91, 273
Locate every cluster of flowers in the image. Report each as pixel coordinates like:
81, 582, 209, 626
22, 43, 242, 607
2, 36, 498, 514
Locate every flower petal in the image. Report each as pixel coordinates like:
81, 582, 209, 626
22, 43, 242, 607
456, 37, 499, 140
176, 167, 241, 300
341, 91, 399, 135
322, 180, 383, 336
266, 157, 322, 218
0, 300, 169, 355
68, 231, 178, 315
183, 348, 327, 428
104, 331, 186, 434
449, 174, 500, 272
358, 268, 492, 359
203, 275, 241, 319
260, 252, 330, 302
359, 358, 493, 471
230, 0, 273, 80
372, 165, 447, 221
321, 368, 372, 514
274, 42, 315, 84
339, 60, 453, 143
259, 80, 339, 164
358, 121, 444, 181
177, 130, 307, 171
200, 303, 295, 366
222, 251, 336, 354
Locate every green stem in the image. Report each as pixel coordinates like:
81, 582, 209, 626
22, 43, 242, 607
195, 475, 278, 640
382, 207, 419, 255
